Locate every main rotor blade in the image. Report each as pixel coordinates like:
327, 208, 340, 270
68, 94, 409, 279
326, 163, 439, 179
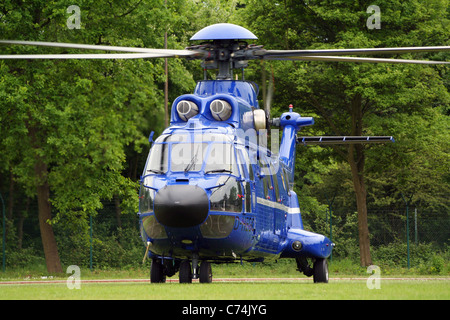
0, 53, 175, 59
270, 55, 450, 64
0, 40, 201, 57
259, 46, 450, 57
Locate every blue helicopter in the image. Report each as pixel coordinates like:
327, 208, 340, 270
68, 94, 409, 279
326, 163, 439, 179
138, 24, 399, 284
2, 23, 448, 283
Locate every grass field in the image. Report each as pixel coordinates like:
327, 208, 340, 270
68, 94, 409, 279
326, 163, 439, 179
0, 279, 448, 300
1, 260, 449, 300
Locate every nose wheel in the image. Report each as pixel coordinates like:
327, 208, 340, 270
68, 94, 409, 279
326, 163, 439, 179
179, 260, 213, 283
179, 260, 192, 283
313, 258, 329, 283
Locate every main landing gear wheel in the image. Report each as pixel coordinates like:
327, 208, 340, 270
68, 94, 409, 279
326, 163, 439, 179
179, 260, 192, 283
150, 259, 166, 283
313, 258, 329, 283
199, 261, 213, 283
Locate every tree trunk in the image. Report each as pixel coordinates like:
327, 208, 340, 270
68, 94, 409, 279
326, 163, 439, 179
313, 93, 374, 266
28, 122, 63, 273
34, 160, 63, 273
348, 95, 372, 267
348, 153, 372, 266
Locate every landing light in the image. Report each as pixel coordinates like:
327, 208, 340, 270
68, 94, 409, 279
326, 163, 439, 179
292, 240, 303, 252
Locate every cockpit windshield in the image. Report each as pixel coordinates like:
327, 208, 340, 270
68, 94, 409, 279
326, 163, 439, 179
145, 133, 239, 175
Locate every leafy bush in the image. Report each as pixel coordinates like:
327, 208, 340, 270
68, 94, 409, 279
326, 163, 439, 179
372, 242, 449, 274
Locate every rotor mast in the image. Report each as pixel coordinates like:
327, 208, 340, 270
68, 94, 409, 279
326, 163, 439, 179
189, 23, 259, 80
195, 40, 253, 80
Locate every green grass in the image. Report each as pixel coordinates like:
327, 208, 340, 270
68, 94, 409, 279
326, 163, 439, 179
1, 280, 448, 300
1, 259, 449, 300
1, 258, 448, 280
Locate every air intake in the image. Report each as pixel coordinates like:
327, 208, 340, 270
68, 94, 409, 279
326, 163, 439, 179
210, 99, 232, 121
176, 100, 199, 121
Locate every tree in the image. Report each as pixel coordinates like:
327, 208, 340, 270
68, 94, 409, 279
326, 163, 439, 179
366, 107, 450, 213
0, 0, 196, 272
239, 0, 449, 266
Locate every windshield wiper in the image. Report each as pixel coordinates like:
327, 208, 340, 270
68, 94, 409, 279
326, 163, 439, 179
205, 169, 232, 174
184, 155, 198, 173
147, 169, 164, 174
184, 145, 201, 173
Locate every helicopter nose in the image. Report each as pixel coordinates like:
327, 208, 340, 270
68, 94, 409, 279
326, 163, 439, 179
154, 185, 209, 228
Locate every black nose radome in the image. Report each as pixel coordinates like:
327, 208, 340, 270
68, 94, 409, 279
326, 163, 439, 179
154, 185, 209, 228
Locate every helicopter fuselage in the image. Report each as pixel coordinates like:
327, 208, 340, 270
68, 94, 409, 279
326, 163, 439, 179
138, 80, 333, 265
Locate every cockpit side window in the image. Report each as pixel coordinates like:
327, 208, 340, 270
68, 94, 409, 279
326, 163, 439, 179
236, 150, 247, 179
236, 149, 252, 212
146, 143, 169, 173
210, 176, 243, 213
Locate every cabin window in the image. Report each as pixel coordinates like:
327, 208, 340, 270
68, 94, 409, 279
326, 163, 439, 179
244, 181, 251, 212
263, 176, 271, 200
242, 149, 256, 181
283, 169, 293, 191
248, 163, 254, 181
236, 149, 251, 212
259, 158, 273, 200
280, 167, 292, 194
272, 174, 280, 202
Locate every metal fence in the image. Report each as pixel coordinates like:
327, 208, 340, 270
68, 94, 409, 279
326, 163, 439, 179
368, 210, 449, 247
1, 197, 448, 270
305, 206, 449, 268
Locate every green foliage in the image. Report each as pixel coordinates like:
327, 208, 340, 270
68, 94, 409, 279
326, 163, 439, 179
366, 108, 450, 212
372, 242, 449, 274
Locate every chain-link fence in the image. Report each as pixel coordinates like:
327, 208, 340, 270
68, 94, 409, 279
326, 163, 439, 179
303, 206, 449, 269
368, 209, 449, 247
1, 198, 449, 270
